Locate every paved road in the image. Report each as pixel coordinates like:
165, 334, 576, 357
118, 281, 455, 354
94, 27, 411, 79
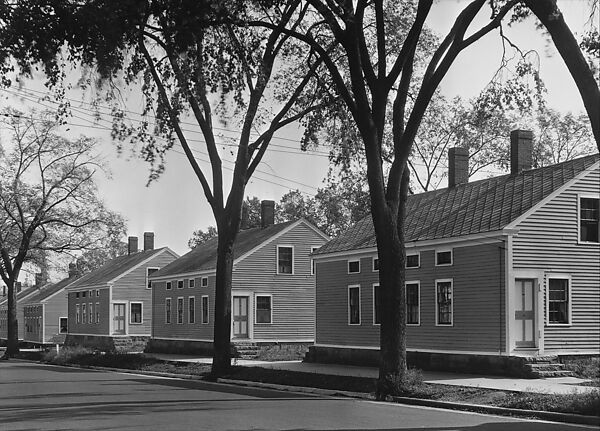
0, 361, 595, 431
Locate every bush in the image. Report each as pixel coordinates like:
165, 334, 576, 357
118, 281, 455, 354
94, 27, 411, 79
563, 357, 600, 379
500, 388, 600, 417
376, 368, 436, 399
43, 346, 94, 364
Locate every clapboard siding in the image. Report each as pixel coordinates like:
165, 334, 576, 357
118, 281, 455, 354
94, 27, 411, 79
68, 288, 110, 335
513, 168, 600, 353
316, 243, 506, 353
23, 304, 43, 343
43, 292, 68, 343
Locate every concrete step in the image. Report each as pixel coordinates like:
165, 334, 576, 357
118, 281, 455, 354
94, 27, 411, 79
531, 369, 576, 378
528, 363, 568, 372
523, 355, 559, 363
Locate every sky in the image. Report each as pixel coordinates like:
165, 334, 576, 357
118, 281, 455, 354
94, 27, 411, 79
0, 0, 595, 276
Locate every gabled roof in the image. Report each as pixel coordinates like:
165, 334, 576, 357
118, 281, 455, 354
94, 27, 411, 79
67, 247, 175, 289
316, 154, 599, 255
0, 284, 45, 307
23, 276, 79, 305
152, 219, 304, 278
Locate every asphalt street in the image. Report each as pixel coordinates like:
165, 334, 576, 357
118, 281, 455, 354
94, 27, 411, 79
0, 361, 596, 431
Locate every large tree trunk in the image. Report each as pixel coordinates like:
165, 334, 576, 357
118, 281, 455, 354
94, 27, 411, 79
210, 231, 235, 377
3, 278, 19, 358
525, 0, 600, 149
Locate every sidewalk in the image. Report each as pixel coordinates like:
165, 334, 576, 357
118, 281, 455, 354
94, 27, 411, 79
147, 353, 597, 395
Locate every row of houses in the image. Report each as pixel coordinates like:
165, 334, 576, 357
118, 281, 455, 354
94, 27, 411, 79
1, 130, 599, 375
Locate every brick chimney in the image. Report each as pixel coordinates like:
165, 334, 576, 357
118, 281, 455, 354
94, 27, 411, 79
510, 130, 533, 174
68, 263, 80, 278
35, 272, 45, 288
143, 232, 155, 251
128, 236, 138, 255
240, 203, 249, 230
16, 281, 22, 293
448, 147, 469, 188
261, 200, 275, 228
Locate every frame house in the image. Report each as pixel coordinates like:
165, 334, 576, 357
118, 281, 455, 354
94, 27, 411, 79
148, 200, 329, 359
22, 264, 81, 346
309, 130, 600, 377
1, 278, 49, 343
64, 233, 179, 352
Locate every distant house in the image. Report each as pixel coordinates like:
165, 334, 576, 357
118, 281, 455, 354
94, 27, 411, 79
22, 265, 81, 345
0, 280, 48, 342
309, 130, 600, 376
148, 200, 329, 358
64, 233, 179, 352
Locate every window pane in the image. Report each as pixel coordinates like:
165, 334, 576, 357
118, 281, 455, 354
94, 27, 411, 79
165, 299, 171, 324
373, 285, 381, 324
349, 287, 360, 324
131, 303, 142, 323
406, 254, 419, 268
373, 258, 379, 271
202, 297, 209, 324
436, 282, 452, 325
189, 297, 195, 323
548, 278, 569, 323
436, 251, 452, 265
278, 247, 293, 273
256, 296, 272, 323
580, 198, 600, 242
406, 283, 419, 324
348, 260, 360, 273
177, 298, 184, 323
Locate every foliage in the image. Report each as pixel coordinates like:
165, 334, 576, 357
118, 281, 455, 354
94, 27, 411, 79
499, 389, 600, 417
76, 213, 128, 272
188, 226, 218, 249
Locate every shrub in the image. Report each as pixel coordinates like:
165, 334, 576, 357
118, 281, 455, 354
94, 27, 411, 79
43, 346, 94, 365
375, 368, 436, 398
500, 388, 600, 417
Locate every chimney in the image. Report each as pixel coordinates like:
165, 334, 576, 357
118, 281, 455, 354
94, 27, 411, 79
128, 236, 138, 255
448, 147, 469, 188
68, 263, 80, 278
16, 281, 22, 293
35, 272, 44, 288
240, 203, 249, 230
261, 200, 275, 228
143, 232, 155, 251
510, 129, 533, 174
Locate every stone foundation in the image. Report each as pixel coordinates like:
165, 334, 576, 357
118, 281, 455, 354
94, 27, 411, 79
65, 334, 149, 352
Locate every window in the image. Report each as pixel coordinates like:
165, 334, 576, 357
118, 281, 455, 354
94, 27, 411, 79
348, 285, 361, 325
177, 280, 184, 289
436, 250, 453, 266
201, 296, 209, 324
165, 298, 172, 324
189, 279, 195, 288
201, 277, 208, 287
580, 197, 599, 243
75, 292, 79, 298
406, 282, 420, 325
82, 291, 87, 298
130, 302, 142, 324
177, 297, 184, 324
88, 290, 93, 298
406, 253, 420, 268
82, 303, 87, 324
436, 280, 453, 326
311, 246, 320, 275
166, 281, 172, 290
348, 260, 360, 274
76, 304, 80, 324
147, 267, 159, 289
277, 246, 293, 274
372, 257, 379, 272
373, 284, 381, 325
188, 297, 196, 324
547, 277, 570, 324
256, 295, 272, 324
88, 302, 93, 323
96, 289, 100, 297
95, 303, 100, 323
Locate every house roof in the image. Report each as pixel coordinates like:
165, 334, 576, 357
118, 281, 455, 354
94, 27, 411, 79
0, 284, 44, 307
152, 220, 298, 278
23, 276, 79, 305
67, 247, 173, 289
316, 154, 600, 255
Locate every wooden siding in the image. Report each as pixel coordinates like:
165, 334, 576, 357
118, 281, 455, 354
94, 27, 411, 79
42, 290, 69, 343
512, 168, 600, 353
68, 288, 110, 335
316, 243, 506, 353
23, 304, 43, 343
151, 221, 328, 342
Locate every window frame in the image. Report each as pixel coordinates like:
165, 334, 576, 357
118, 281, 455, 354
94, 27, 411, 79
165, 298, 172, 324
276, 245, 294, 275
130, 302, 143, 325
435, 249, 453, 266
546, 274, 572, 326
189, 278, 195, 288
347, 259, 361, 274
311, 246, 320, 275
347, 285, 361, 325
177, 279, 184, 289
201, 295, 209, 324
372, 257, 379, 272
177, 297, 184, 324
75, 304, 80, 324
406, 253, 420, 269
255, 294, 273, 324
188, 296, 196, 324
88, 302, 93, 324
59, 316, 68, 333
81, 303, 87, 324
95, 302, 100, 323
201, 276, 208, 287
435, 278, 453, 326
405, 281, 421, 326
578, 194, 600, 244
96, 289, 100, 297
146, 267, 159, 289
166, 281, 172, 290
372, 283, 380, 325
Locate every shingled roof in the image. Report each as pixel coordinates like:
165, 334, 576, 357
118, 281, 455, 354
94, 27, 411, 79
152, 220, 298, 278
23, 276, 79, 305
67, 247, 174, 289
0, 284, 45, 307
316, 153, 599, 255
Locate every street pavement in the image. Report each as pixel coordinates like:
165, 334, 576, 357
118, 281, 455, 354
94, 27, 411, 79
0, 360, 596, 431
148, 353, 598, 395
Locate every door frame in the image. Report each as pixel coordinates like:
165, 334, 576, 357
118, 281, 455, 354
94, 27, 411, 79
231, 292, 253, 340
111, 301, 128, 335
514, 278, 536, 349
509, 271, 543, 353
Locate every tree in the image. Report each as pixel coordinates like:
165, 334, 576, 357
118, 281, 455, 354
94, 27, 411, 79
188, 226, 218, 249
253, 0, 598, 397
0, 110, 121, 357
76, 212, 128, 273
0, 1, 330, 375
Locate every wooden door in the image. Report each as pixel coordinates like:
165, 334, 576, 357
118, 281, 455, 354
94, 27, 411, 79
113, 303, 126, 335
515, 279, 535, 348
232, 296, 249, 339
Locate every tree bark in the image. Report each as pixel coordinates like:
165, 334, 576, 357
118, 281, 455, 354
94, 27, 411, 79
3, 278, 19, 358
524, 0, 600, 149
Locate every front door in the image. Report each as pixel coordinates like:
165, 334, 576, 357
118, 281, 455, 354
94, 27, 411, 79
113, 303, 126, 335
232, 296, 249, 339
514, 279, 536, 348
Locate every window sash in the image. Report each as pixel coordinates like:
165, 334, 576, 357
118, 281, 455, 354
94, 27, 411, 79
202, 297, 209, 324
348, 287, 360, 324
548, 278, 569, 324
278, 247, 293, 274
256, 296, 272, 324
406, 283, 419, 325
130, 303, 142, 324
436, 281, 452, 325
188, 297, 195, 324
165, 299, 172, 324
